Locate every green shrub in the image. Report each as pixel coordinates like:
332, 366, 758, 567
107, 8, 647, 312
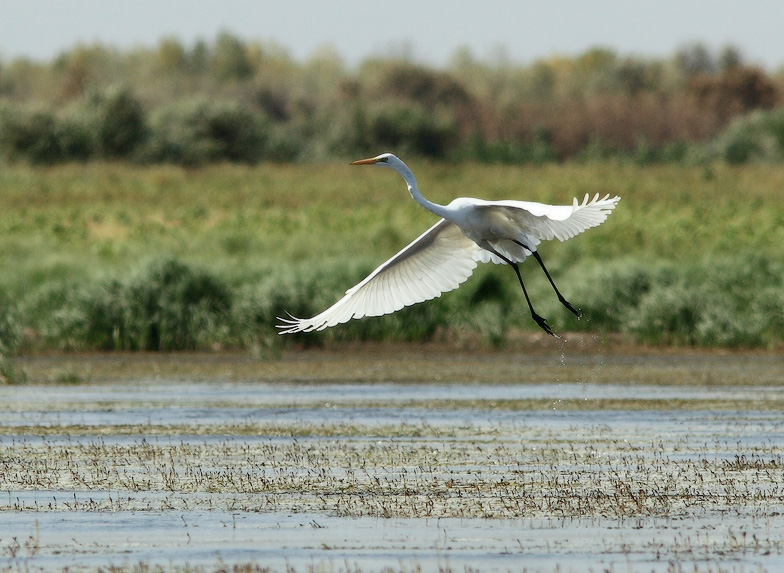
92, 87, 148, 158
0, 291, 26, 385
689, 255, 784, 346
231, 268, 319, 351
750, 288, 784, 346
626, 283, 704, 345
120, 257, 232, 350
48, 258, 233, 351
0, 91, 146, 163
559, 259, 676, 331
712, 108, 784, 164
0, 291, 22, 355
0, 105, 63, 163
263, 125, 303, 162
49, 280, 125, 350
55, 107, 98, 160
211, 31, 253, 81
554, 255, 783, 347
363, 101, 458, 158
142, 98, 269, 165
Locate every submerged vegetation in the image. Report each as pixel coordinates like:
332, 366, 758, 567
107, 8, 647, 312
0, 161, 782, 354
1, 364, 783, 569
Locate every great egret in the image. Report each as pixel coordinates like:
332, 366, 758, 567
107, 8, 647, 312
277, 153, 620, 337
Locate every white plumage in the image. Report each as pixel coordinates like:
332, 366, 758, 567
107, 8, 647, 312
277, 153, 620, 337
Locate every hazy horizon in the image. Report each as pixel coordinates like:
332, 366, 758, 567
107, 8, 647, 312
2, 0, 784, 70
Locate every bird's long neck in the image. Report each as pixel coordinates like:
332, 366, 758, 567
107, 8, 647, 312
396, 163, 451, 219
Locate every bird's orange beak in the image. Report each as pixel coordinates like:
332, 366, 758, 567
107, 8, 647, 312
350, 157, 379, 165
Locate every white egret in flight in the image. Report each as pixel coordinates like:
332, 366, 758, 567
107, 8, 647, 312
277, 153, 620, 337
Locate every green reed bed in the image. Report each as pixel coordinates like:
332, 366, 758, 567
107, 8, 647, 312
0, 161, 782, 355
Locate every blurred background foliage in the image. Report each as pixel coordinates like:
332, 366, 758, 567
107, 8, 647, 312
1, 33, 784, 166
1, 35, 783, 358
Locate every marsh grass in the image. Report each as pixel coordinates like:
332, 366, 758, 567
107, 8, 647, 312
2, 418, 783, 520
1, 162, 783, 352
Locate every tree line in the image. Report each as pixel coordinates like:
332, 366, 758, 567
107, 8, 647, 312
1, 33, 783, 165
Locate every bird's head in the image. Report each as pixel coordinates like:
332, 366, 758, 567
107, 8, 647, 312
350, 152, 416, 186
350, 152, 401, 169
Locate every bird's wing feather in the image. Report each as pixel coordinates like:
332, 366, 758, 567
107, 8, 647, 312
490, 193, 620, 242
277, 219, 479, 333
470, 193, 620, 264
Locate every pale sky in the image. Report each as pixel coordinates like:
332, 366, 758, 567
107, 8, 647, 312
2, 0, 784, 69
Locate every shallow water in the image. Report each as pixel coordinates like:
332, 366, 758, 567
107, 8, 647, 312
5, 507, 781, 572
3, 379, 783, 427
1, 353, 783, 572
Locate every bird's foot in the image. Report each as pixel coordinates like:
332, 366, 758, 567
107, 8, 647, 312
532, 313, 556, 337
559, 297, 581, 318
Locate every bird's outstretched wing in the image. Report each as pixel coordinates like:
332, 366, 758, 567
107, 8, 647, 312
277, 219, 480, 334
495, 193, 621, 242
471, 193, 620, 265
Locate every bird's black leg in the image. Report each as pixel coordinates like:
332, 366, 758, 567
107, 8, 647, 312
485, 246, 555, 337
512, 240, 580, 318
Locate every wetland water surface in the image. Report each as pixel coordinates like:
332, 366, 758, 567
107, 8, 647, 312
1, 350, 783, 571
